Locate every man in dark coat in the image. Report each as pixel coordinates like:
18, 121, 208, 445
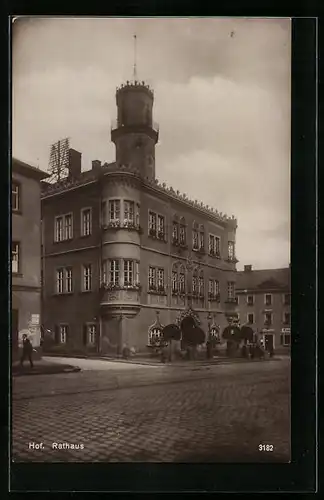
20, 334, 34, 368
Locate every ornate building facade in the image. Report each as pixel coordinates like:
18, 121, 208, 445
236, 264, 291, 353
41, 80, 238, 354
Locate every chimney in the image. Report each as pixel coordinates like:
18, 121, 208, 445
244, 265, 252, 272
68, 149, 82, 179
92, 160, 102, 171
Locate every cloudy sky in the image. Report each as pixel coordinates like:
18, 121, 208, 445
12, 17, 291, 270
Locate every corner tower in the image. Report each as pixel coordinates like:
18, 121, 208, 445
111, 80, 159, 180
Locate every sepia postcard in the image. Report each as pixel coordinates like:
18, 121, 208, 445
10, 15, 311, 492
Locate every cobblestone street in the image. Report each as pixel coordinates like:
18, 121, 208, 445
12, 359, 290, 463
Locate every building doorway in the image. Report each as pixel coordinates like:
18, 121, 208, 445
12, 309, 19, 354
264, 333, 274, 352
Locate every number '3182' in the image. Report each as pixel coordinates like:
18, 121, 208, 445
259, 444, 274, 451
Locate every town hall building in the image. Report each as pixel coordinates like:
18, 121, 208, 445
41, 79, 238, 355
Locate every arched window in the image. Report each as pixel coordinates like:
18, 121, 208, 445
192, 268, 198, 295
192, 221, 199, 251
179, 217, 186, 246
179, 265, 185, 294
199, 270, 204, 297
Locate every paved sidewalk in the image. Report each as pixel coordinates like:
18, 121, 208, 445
12, 359, 80, 377
12, 358, 290, 401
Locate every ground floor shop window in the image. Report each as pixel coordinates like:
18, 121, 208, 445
280, 333, 291, 346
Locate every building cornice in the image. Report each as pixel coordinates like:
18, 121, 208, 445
41, 164, 237, 228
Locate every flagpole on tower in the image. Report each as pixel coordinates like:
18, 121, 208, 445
133, 34, 137, 81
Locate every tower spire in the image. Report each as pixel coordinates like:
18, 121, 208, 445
133, 34, 137, 81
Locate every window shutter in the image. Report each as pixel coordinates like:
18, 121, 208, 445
66, 325, 69, 343
54, 325, 59, 344
83, 325, 87, 346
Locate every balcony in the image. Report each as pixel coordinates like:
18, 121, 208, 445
102, 220, 142, 232
111, 119, 159, 142
100, 282, 141, 316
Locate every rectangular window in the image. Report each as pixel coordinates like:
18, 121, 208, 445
157, 215, 165, 237
157, 268, 164, 291
148, 211, 157, 235
192, 230, 199, 250
228, 241, 235, 260
56, 268, 64, 294
109, 260, 120, 285
59, 325, 68, 344
55, 216, 64, 242
124, 200, 135, 223
12, 241, 20, 274
247, 295, 254, 305
265, 294, 272, 306
65, 267, 73, 293
264, 312, 272, 325
87, 324, 96, 344
109, 200, 120, 221
148, 266, 156, 290
179, 225, 186, 245
81, 208, 92, 236
208, 279, 220, 299
281, 333, 291, 346
83, 264, 92, 291
227, 281, 235, 299
12, 182, 20, 212
283, 312, 291, 324
283, 293, 290, 305
247, 313, 254, 324
124, 260, 134, 286
209, 234, 220, 256
64, 214, 73, 240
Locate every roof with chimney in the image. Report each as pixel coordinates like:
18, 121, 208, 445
236, 266, 290, 293
40, 150, 237, 227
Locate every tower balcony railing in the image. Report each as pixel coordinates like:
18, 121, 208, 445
111, 119, 159, 134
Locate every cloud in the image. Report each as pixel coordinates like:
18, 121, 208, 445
12, 17, 291, 270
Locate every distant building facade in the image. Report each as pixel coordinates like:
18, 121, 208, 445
41, 80, 238, 355
236, 264, 291, 353
12, 158, 49, 360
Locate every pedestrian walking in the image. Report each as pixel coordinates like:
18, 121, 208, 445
20, 334, 34, 368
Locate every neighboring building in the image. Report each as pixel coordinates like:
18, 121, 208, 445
236, 264, 291, 353
41, 80, 238, 355
12, 158, 49, 360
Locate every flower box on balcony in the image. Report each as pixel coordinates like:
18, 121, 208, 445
157, 231, 165, 241
172, 238, 179, 246
149, 228, 157, 238
108, 220, 121, 229
106, 282, 120, 290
